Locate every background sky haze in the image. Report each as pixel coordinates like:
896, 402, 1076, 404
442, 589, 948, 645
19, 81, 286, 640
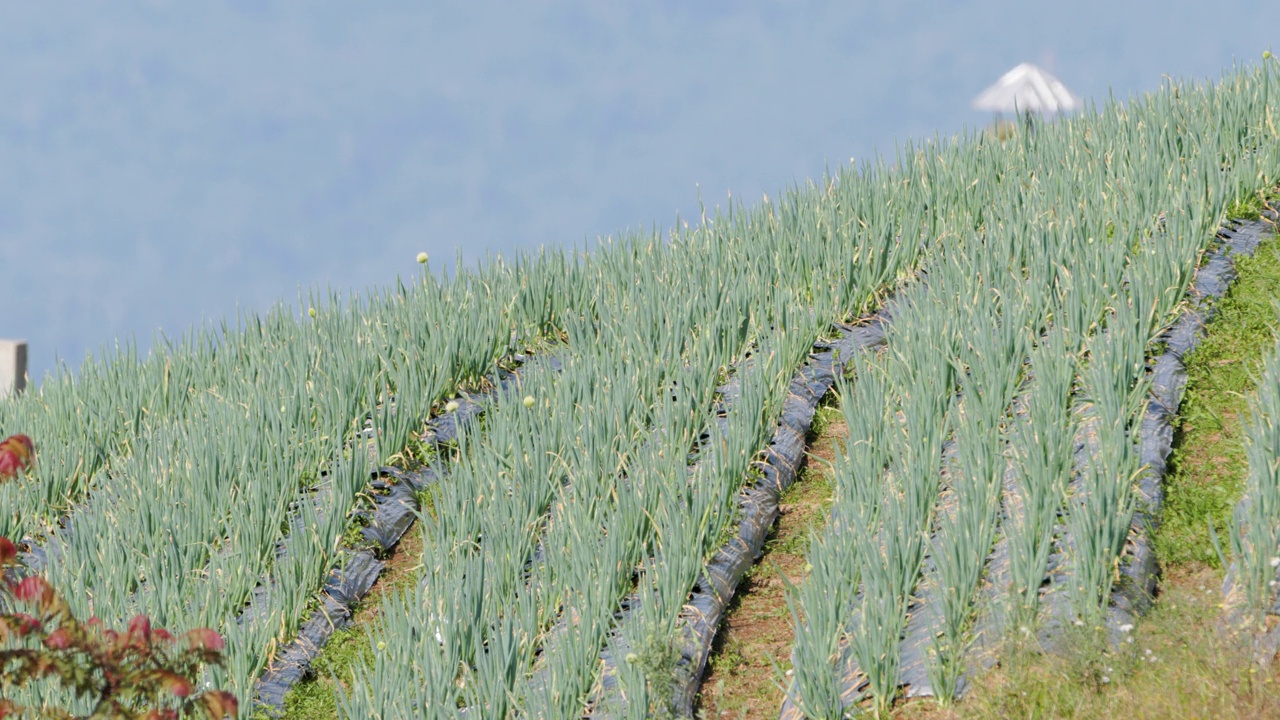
3, 1, 1278, 383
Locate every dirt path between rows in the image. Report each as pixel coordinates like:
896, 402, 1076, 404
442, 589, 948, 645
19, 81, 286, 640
694, 409, 845, 719
281, 514, 425, 719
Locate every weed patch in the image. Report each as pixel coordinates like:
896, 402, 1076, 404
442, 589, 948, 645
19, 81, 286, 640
1158, 228, 1280, 568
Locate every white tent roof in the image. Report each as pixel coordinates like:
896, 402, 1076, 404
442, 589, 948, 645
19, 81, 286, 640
971, 62, 1081, 114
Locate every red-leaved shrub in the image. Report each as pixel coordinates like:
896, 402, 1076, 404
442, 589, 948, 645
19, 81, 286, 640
0, 434, 34, 482
0, 536, 238, 719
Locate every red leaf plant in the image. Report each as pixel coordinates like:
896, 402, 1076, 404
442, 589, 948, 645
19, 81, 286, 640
0, 537, 238, 719
0, 435, 34, 483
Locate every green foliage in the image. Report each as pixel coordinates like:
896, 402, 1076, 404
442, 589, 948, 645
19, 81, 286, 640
1226, 190, 1269, 221
624, 633, 683, 720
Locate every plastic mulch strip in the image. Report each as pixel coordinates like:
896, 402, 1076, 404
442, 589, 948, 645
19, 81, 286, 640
587, 310, 892, 719
251, 357, 554, 714
1036, 210, 1276, 649
776, 210, 1278, 719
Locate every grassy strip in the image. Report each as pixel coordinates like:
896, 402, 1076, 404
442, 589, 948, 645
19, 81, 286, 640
274, 527, 425, 720
1157, 213, 1280, 568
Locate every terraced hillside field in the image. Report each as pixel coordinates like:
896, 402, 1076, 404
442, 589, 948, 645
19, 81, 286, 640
3, 60, 1280, 720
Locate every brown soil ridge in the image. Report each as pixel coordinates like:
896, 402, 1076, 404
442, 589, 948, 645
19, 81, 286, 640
695, 412, 845, 719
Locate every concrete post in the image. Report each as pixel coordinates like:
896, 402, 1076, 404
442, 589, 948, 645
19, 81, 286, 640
0, 340, 27, 399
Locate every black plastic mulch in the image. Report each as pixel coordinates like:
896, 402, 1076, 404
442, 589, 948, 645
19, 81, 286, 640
252, 358, 547, 714
1036, 210, 1277, 648
775, 210, 1278, 717
584, 312, 891, 719
668, 321, 889, 717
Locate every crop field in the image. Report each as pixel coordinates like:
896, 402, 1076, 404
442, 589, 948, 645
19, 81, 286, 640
3, 61, 1280, 719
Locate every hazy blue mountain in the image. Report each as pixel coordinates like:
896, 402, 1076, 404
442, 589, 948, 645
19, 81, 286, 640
3, 1, 1277, 383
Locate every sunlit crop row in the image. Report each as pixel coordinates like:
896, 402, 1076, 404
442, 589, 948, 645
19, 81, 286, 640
331, 161, 950, 719
4, 264, 570, 711
787, 62, 1280, 717
326, 94, 1078, 717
